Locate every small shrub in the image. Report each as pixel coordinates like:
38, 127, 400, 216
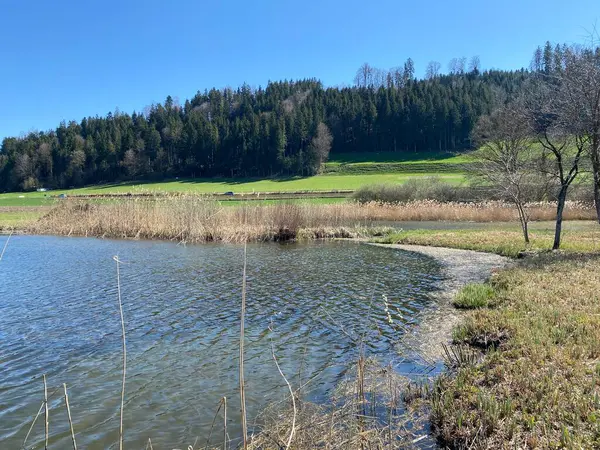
453, 283, 496, 309
351, 177, 466, 203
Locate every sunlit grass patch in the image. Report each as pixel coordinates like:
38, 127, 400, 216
0, 210, 44, 230
452, 283, 497, 309
379, 223, 600, 257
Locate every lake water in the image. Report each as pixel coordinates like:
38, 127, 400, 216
0, 236, 443, 449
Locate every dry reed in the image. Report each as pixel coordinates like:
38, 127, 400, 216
0, 231, 12, 261
269, 326, 297, 450
43, 374, 48, 450
23, 401, 44, 448
31, 197, 596, 244
248, 358, 431, 450
239, 244, 248, 450
113, 255, 127, 450
63, 383, 77, 450
223, 396, 227, 450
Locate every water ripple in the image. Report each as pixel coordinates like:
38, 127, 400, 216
0, 236, 443, 449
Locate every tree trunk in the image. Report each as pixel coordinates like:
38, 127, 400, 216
520, 210, 530, 244
593, 169, 600, 224
592, 138, 600, 224
553, 187, 567, 250
522, 219, 529, 244
516, 202, 529, 243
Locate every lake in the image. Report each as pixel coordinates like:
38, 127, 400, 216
0, 236, 444, 449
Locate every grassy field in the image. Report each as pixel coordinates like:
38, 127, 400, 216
378, 221, 600, 257
375, 223, 600, 448
325, 151, 471, 164
0, 172, 466, 207
0, 210, 45, 230
323, 151, 470, 174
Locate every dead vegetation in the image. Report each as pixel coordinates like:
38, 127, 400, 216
248, 357, 435, 450
30, 197, 595, 243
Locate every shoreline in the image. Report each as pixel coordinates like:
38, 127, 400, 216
369, 243, 509, 361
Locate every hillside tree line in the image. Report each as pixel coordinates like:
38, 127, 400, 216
1, 59, 529, 191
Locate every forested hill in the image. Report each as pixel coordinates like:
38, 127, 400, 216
0, 65, 529, 191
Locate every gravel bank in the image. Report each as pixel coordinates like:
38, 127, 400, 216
369, 243, 509, 362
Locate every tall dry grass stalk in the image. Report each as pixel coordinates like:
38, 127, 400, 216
0, 231, 12, 261
248, 357, 426, 450
239, 244, 248, 450
269, 327, 296, 450
223, 396, 227, 450
113, 255, 127, 450
22, 401, 44, 449
63, 383, 77, 450
43, 374, 48, 450
205, 397, 227, 449
32, 197, 597, 243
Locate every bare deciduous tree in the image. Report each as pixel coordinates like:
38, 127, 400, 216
426, 61, 441, 79
307, 123, 333, 174
391, 67, 404, 88
527, 80, 588, 249
372, 67, 388, 88
558, 45, 600, 222
448, 58, 458, 74
354, 63, 374, 88
38, 143, 53, 179
471, 102, 534, 243
530, 46, 544, 72
458, 57, 467, 74
448, 57, 466, 75
469, 56, 481, 74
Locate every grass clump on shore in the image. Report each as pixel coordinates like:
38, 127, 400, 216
452, 283, 497, 309
431, 254, 600, 448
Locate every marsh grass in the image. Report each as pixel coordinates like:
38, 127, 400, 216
248, 358, 433, 450
431, 254, 600, 448
31, 197, 596, 243
452, 284, 497, 309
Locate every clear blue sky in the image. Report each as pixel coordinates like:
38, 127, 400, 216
1, 0, 598, 141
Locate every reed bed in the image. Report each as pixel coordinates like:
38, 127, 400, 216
31, 197, 595, 243
248, 357, 433, 450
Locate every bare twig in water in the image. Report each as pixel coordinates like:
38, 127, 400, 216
113, 255, 127, 450
22, 401, 44, 449
205, 397, 225, 449
63, 384, 77, 450
239, 243, 248, 450
223, 396, 227, 450
269, 325, 297, 450
0, 231, 12, 262
43, 374, 49, 450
